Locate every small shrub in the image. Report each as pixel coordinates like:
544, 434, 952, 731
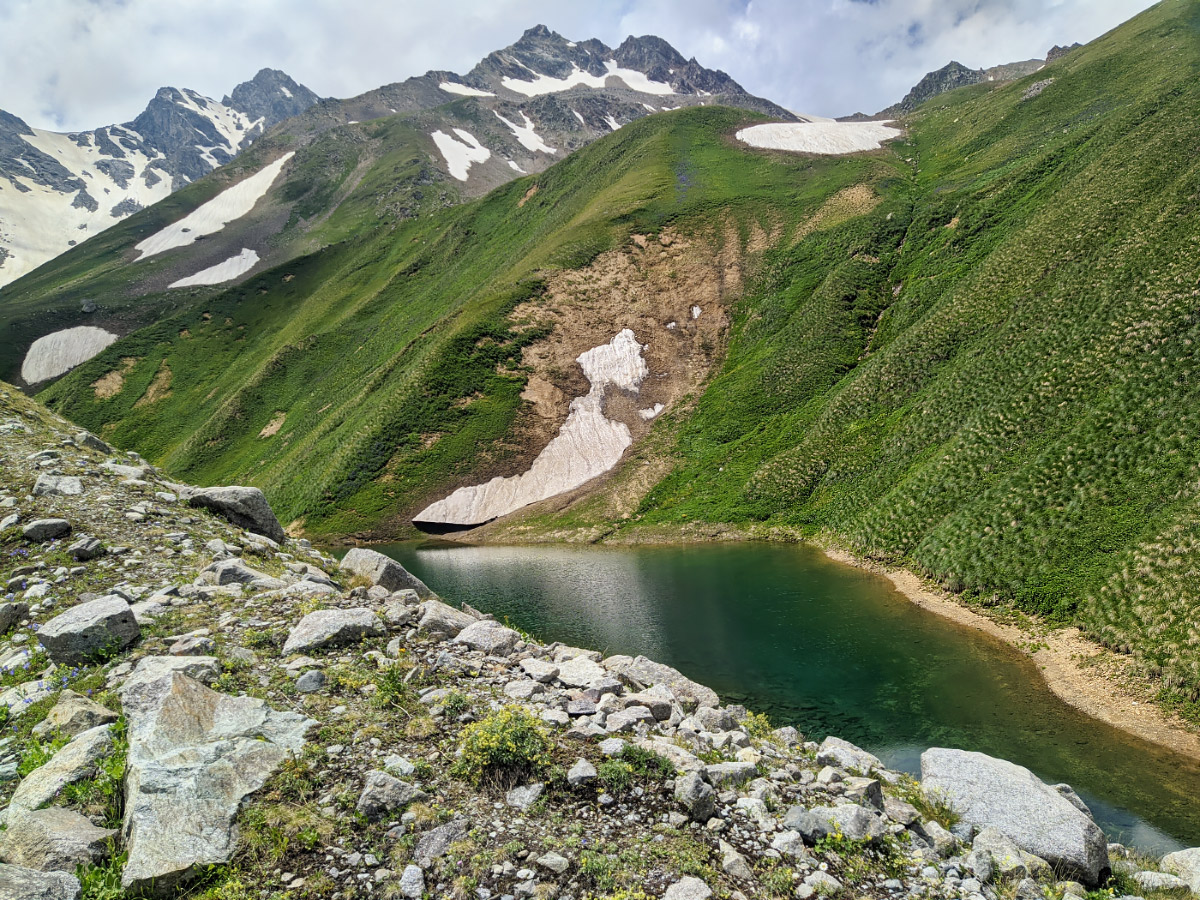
598, 760, 635, 794
443, 690, 472, 719
452, 706, 550, 789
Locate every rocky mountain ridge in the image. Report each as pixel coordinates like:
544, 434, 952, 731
2, 378, 1199, 900
0, 69, 319, 287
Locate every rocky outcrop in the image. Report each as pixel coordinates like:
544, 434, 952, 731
183, 486, 286, 542
920, 748, 1109, 885
120, 668, 313, 895
36, 595, 139, 664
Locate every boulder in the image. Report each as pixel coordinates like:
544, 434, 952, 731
537, 851, 570, 875
453, 620, 520, 657
784, 804, 886, 845
120, 671, 313, 895
200, 559, 272, 586
9, 725, 113, 813
413, 818, 469, 867
520, 659, 559, 683
1161, 847, 1200, 893
0, 807, 115, 872
185, 486, 286, 543
602, 655, 718, 711
0, 864, 81, 900
66, 537, 104, 561
36, 595, 139, 664
505, 782, 544, 810
356, 771, 425, 821
22, 519, 71, 542
921, 748, 1109, 886
1134, 871, 1188, 892
282, 608, 385, 655
663, 876, 713, 900
31, 690, 117, 738
693, 706, 735, 733
120, 656, 220, 697
704, 761, 758, 789
567, 759, 598, 787
556, 656, 607, 688
74, 431, 111, 453
32, 475, 82, 497
417, 599, 478, 638
0, 603, 29, 635
624, 688, 673, 721
816, 736, 881, 773
339, 548, 433, 599
398, 865, 425, 899
674, 772, 716, 822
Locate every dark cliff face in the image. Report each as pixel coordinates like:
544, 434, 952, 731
225, 68, 322, 124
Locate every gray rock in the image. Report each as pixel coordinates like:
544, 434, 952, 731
704, 761, 758, 789
923, 819, 959, 857
520, 659, 559, 683
771, 830, 811, 861
567, 758, 598, 787
674, 772, 716, 822
973, 828, 1030, 880
120, 672, 313, 895
693, 706, 735, 733
416, 599, 478, 638
505, 782, 544, 810
32, 475, 82, 497
398, 864, 424, 899
805, 871, 843, 893
843, 776, 883, 810
921, 748, 1109, 885
556, 656, 607, 688
120, 656, 220, 696
598, 738, 627, 757
185, 485, 285, 542
965, 848, 995, 883
22, 519, 71, 542
602, 654, 718, 711
816, 736, 880, 773
31, 689, 117, 738
1015, 877, 1044, 900
453, 620, 520, 657
9, 725, 113, 813
294, 670, 326, 693
720, 842, 755, 881
282, 608, 384, 655
624, 689, 673, 721
0, 806, 114, 872
1133, 871, 1188, 892
1053, 783, 1093, 819
74, 431, 110, 453
786, 804, 886, 845
537, 851, 570, 875
339, 548, 433, 599
0, 864, 81, 900
413, 818, 469, 867
0, 603, 29, 635
199, 559, 271, 586
773, 725, 803, 746
1162, 848, 1200, 893
884, 796, 920, 826
36, 595, 139, 664
67, 537, 104, 561
664, 875, 713, 900
605, 706, 654, 732
357, 771, 424, 821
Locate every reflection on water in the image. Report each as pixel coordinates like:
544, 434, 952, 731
378, 540, 1200, 855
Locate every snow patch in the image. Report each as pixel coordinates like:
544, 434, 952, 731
279, 85, 292, 99
502, 60, 674, 97
415, 329, 649, 526
604, 115, 621, 132
507, 160, 526, 174
431, 129, 491, 181
494, 111, 556, 154
691, 305, 701, 319
169, 247, 260, 287
571, 109, 586, 126
642, 103, 658, 112
639, 403, 665, 420
134, 152, 294, 259
438, 81, 495, 98
736, 121, 901, 155
21, 326, 119, 384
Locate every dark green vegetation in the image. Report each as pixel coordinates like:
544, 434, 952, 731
18, 2, 1200, 711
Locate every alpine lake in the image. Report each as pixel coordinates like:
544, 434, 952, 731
376, 540, 1200, 855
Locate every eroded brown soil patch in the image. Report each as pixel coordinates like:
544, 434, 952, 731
134, 360, 173, 408
792, 183, 880, 244
91, 357, 139, 399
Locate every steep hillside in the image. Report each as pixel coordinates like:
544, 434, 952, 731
0, 69, 319, 287
0, 26, 791, 391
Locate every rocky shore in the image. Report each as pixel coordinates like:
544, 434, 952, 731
3, 381, 1200, 900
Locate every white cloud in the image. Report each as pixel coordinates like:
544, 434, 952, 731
0, 0, 1159, 131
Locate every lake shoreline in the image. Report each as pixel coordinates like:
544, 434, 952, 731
817, 544, 1200, 764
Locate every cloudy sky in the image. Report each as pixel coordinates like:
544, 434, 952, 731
0, 0, 1158, 131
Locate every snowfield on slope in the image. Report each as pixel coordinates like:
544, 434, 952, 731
502, 61, 675, 97
439, 81, 494, 97
431, 129, 491, 180
494, 111, 556, 154
134, 152, 294, 259
415, 329, 649, 526
169, 248, 260, 288
21, 325, 119, 384
736, 121, 901, 155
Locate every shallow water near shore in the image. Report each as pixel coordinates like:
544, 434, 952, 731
378, 540, 1200, 855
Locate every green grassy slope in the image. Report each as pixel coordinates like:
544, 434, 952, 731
38, 107, 900, 538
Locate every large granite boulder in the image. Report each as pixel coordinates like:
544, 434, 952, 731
816, 736, 881, 773
36, 595, 139, 664
339, 548, 433, 599
120, 670, 313, 896
417, 599, 479, 638
186, 486, 286, 543
454, 620, 521, 657
8, 725, 113, 814
602, 655, 718, 711
0, 807, 115, 872
0, 864, 80, 900
920, 749, 1109, 886
282, 608, 385, 655
1162, 848, 1200, 893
